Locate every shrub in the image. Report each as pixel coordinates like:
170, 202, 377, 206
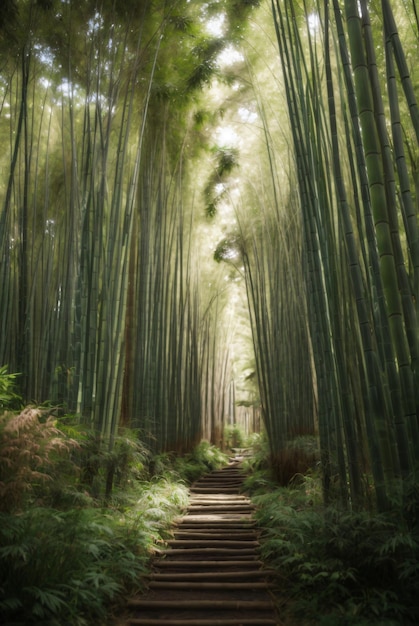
0, 507, 149, 625
224, 423, 245, 449
0, 417, 230, 625
173, 441, 229, 482
0, 463, 189, 625
0, 408, 79, 513
0, 365, 22, 411
270, 436, 320, 486
242, 435, 321, 496
254, 486, 419, 624
143, 441, 229, 484
131, 476, 189, 541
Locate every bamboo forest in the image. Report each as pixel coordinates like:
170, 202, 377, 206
1, 0, 419, 624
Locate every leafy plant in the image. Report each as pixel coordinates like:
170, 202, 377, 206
131, 476, 189, 543
0, 366, 22, 411
0, 507, 149, 625
242, 435, 321, 494
242, 430, 270, 467
224, 423, 245, 449
144, 441, 229, 485
269, 438, 319, 486
173, 441, 229, 482
63, 426, 153, 503
0, 407, 79, 513
0, 411, 208, 620
101, 431, 152, 501
253, 486, 419, 624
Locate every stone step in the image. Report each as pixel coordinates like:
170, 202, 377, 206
123, 462, 279, 625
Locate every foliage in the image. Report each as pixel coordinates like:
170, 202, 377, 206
0, 365, 22, 411
242, 435, 320, 492
172, 440, 229, 483
72, 427, 152, 502
131, 477, 189, 543
204, 147, 240, 217
0, 507, 149, 625
0, 408, 217, 625
241, 435, 281, 494
253, 480, 419, 625
0, 407, 79, 513
269, 436, 320, 486
224, 423, 246, 448
145, 441, 228, 484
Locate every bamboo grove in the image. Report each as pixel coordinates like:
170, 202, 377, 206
243, 0, 419, 510
212, 0, 419, 510
0, 0, 258, 452
1, 0, 419, 512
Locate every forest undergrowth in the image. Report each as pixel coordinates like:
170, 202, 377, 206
2, 366, 419, 626
244, 435, 419, 626
0, 370, 229, 625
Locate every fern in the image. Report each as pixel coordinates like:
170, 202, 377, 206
26, 586, 67, 614
253, 486, 419, 624
0, 366, 22, 410
0, 408, 79, 512
0, 506, 150, 623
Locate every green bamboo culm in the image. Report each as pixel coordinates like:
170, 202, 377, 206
268, 0, 419, 510
344, 0, 416, 483
270, 0, 350, 504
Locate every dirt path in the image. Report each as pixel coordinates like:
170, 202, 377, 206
122, 460, 280, 625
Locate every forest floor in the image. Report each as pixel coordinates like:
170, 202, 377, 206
115, 458, 285, 626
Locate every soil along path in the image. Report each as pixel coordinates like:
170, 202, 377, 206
125, 459, 280, 625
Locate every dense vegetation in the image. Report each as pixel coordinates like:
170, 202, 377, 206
0, 371, 228, 624
246, 438, 419, 625
1, 0, 419, 623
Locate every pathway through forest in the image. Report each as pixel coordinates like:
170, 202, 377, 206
120, 459, 280, 625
